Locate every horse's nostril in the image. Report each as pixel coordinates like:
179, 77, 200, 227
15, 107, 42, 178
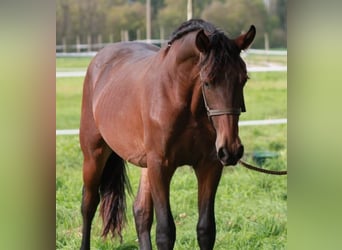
237, 144, 244, 159
217, 147, 229, 162
217, 145, 243, 165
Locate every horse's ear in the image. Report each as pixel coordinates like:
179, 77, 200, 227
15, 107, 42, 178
196, 29, 210, 53
234, 25, 256, 51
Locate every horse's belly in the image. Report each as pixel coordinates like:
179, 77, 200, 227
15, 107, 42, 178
99, 121, 147, 167
93, 91, 147, 167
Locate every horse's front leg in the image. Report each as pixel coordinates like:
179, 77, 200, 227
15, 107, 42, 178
194, 160, 223, 250
147, 154, 176, 250
133, 168, 154, 250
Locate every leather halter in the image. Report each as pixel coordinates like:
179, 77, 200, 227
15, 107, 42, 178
201, 83, 246, 118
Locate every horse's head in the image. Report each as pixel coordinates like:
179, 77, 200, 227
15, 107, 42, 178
196, 25, 256, 166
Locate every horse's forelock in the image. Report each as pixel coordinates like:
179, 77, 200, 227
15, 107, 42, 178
200, 32, 243, 81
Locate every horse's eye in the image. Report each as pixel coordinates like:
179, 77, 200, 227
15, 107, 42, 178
204, 82, 210, 88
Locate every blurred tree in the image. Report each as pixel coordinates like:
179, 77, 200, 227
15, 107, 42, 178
76, 0, 107, 43
275, 0, 286, 48
202, 0, 268, 48
106, 2, 145, 41
157, 0, 188, 39
56, 0, 108, 45
157, 0, 214, 39
56, 0, 286, 50
56, 0, 76, 45
277, 0, 286, 32
193, 0, 213, 17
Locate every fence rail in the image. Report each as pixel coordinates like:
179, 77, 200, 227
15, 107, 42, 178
56, 64, 287, 78
56, 48, 287, 60
56, 39, 287, 56
56, 118, 287, 136
56, 39, 167, 53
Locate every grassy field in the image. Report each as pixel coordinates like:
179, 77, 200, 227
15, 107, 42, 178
56, 55, 287, 249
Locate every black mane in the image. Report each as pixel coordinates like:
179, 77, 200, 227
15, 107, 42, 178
168, 19, 246, 81
168, 19, 216, 45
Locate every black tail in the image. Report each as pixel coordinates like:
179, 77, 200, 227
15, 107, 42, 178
99, 152, 131, 241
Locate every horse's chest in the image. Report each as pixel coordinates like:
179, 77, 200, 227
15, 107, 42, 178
166, 121, 215, 166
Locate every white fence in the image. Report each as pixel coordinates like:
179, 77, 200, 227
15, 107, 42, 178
56, 64, 287, 78
56, 38, 287, 56
245, 49, 287, 56
56, 118, 287, 136
56, 49, 287, 58
56, 47, 287, 78
56, 39, 167, 53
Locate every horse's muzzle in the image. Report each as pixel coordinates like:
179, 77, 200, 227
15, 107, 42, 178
217, 144, 244, 166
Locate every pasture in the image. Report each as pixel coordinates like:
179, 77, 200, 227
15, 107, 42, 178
56, 54, 287, 249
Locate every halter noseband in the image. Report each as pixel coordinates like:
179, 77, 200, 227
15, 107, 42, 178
201, 83, 246, 118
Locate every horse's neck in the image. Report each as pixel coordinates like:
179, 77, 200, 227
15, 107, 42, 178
162, 42, 203, 116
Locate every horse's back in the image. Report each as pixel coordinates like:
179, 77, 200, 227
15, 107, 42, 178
86, 42, 159, 90
88, 41, 160, 118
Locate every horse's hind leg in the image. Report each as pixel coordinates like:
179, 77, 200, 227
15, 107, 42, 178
80, 132, 111, 250
79, 72, 111, 250
133, 168, 154, 250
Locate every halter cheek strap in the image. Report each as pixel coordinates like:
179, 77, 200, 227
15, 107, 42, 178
201, 83, 246, 118
241, 92, 246, 113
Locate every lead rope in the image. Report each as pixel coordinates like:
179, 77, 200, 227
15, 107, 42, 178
238, 159, 287, 175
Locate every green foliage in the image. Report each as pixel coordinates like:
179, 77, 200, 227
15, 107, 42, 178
56, 0, 287, 48
157, 0, 188, 37
107, 2, 146, 40
243, 71, 287, 120
56, 57, 92, 71
201, 0, 269, 47
56, 77, 83, 129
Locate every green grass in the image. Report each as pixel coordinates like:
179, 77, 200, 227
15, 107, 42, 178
56, 57, 92, 72
56, 71, 287, 129
242, 53, 287, 66
56, 57, 287, 249
243, 71, 287, 120
56, 77, 83, 129
56, 136, 286, 250
55, 51, 287, 72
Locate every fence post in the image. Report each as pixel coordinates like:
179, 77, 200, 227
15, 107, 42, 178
160, 26, 165, 41
97, 34, 102, 50
62, 36, 67, 53
76, 35, 80, 52
264, 32, 269, 62
187, 0, 193, 20
136, 29, 141, 40
87, 34, 91, 52
146, 0, 151, 40
125, 30, 129, 41
121, 30, 129, 42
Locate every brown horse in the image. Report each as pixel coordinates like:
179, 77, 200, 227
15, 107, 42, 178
79, 19, 255, 250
